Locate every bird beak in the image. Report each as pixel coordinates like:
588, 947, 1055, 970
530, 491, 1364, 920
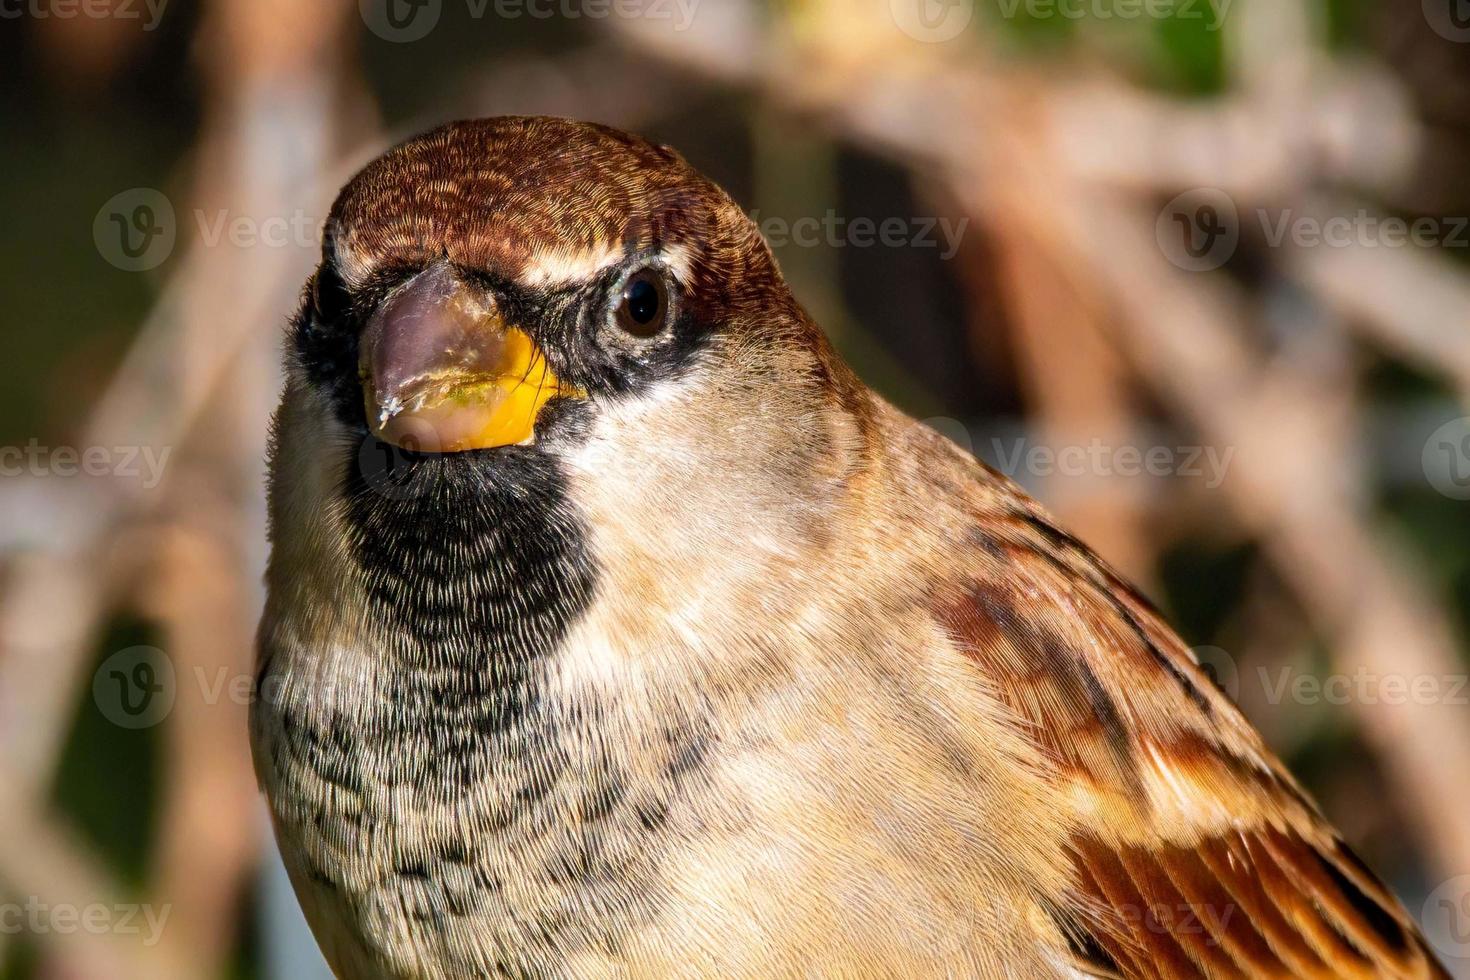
358, 262, 577, 452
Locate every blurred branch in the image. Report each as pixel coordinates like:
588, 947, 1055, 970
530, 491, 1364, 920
985, 218, 1156, 580
138, 1, 367, 976
0, 550, 110, 805
1074, 189, 1470, 879
1047, 68, 1419, 200
1, 1, 367, 977
0, 804, 191, 980
1282, 210, 1470, 402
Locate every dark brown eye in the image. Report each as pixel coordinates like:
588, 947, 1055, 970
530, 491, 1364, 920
614, 269, 668, 337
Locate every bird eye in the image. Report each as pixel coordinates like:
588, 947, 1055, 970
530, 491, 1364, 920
613, 269, 668, 338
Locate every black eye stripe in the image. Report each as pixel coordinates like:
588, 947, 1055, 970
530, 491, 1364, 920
310, 262, 350, 324
295, 253, 708, 426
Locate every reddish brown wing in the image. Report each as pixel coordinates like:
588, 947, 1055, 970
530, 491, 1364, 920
937, 498, 1448, 980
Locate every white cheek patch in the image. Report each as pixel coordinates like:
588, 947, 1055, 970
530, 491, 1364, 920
569, 376, 697, 444
556, 382, 708, 526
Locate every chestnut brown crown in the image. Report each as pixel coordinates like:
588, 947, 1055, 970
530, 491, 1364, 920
325, 116, 787, 317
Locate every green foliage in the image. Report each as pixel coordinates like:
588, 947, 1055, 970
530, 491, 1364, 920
1150, 5, 1226, 94
50, 616, 164, 891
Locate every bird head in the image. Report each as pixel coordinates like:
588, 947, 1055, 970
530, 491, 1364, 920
273, 117, 875, 660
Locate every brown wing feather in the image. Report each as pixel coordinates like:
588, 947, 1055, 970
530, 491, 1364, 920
936, 492, 1447, 979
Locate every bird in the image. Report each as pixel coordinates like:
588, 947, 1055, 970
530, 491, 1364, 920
250, 115, 1449, 979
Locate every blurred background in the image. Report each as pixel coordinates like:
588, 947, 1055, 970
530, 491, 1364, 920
2, 0, 1470, 976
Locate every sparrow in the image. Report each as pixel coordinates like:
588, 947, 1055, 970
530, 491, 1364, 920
251, 116, 1448, 979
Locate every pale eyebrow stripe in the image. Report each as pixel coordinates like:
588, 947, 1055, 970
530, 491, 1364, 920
520, 241, 696, 289
518, 242, 626, 287
332, 230, 376, 287
333, 235, 696, 290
